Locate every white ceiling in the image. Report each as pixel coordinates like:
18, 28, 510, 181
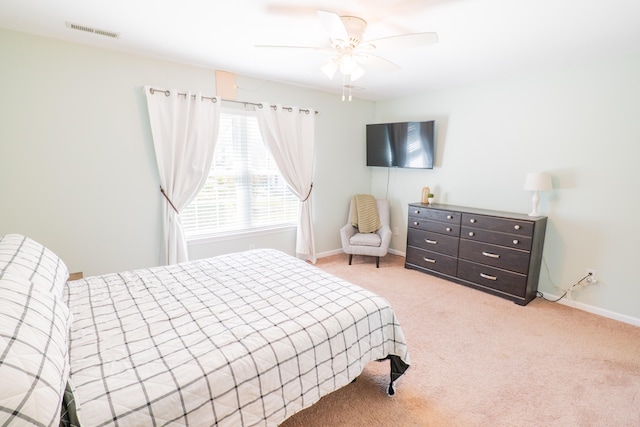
2, 0, 640, 101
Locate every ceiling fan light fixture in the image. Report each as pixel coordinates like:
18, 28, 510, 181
321, 59, 338, 79
339, 54, 358, 75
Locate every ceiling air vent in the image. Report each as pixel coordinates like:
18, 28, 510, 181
66, 22, 120, 39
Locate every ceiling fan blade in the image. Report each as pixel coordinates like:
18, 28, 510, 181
264, 5, 319, 16
365, 32, 439, 51
317, 10, 349, 43
356, 53, 401, 73
255, 44, 334, 53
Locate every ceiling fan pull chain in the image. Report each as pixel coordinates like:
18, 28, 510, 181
349, 76, 353, 101
342, 73, 346, 101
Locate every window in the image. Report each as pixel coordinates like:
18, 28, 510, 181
182, 109, 298, 238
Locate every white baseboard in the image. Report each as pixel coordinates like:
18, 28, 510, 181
538, 291, 640, 327
388, 248, 405, 257
316, 248, 406, 259
316, 248, 344, 259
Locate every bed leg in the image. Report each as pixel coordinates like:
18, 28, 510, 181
383, 355, 410, 396
348, 254, 353, 265
388, 383, 395, 395
376, 256, 380, 268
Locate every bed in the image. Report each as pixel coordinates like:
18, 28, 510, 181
0, 234, 410, 426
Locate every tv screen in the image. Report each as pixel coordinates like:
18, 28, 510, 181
366, 120, 435, 169
366, 123, 395, 167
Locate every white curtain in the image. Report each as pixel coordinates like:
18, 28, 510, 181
144, 87, 220, 265
256, 103, 317, 263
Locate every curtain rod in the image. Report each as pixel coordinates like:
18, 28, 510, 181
148, 87, 318, 115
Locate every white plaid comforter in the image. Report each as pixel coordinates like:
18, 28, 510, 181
64, 249, 410, 426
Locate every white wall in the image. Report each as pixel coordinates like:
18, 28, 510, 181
372, 54, 640, 321
0, 28, 373, 275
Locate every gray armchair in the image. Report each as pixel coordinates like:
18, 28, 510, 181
340, 198, 392, 268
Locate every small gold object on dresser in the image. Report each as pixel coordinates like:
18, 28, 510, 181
421, 187, 431, 204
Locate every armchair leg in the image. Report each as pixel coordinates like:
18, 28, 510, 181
348, 254, 353, 265
376, 256, 380, 268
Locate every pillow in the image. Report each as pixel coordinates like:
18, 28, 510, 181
0, 271, 71, 426
0, 234, 69, 299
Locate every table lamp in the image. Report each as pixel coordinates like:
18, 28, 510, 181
523, 172, 552, 216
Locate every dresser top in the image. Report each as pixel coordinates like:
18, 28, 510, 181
409, 202, 547, 223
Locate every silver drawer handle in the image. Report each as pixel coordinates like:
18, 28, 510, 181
446, 227, 452, 232
425, 239, 438, 244
480, 273, 497, 281
423, 257, 436, 263
513, 239, 519, 245
514, 225, 521, 230
447, 215, 453, 220
413, 221, 419, 226
482, 251, 500, 259
414, 210, 420, 214
470, 218, 476, 223
468, 232, 475, 237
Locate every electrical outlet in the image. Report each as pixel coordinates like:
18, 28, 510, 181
586, 269, 597, 284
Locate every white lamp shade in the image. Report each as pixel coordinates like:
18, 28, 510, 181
523, 172, 552, 191
321, 59, 338, 80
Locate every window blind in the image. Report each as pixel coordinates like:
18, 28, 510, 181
182, 110, 298, 237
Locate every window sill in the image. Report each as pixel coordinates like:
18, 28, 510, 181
186, 225, 297, 245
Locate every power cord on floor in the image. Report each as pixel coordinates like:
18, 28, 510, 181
536, 272, 593, 302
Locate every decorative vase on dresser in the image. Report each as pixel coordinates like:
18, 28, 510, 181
405, 203, 547, 306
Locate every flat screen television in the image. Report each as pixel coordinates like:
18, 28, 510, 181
366, 120, 435, 169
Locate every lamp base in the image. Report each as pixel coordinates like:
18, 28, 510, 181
528, 191, 541, 217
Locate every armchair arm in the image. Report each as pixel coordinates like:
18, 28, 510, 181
340, 223, 357, 250
377, 224, 393, 249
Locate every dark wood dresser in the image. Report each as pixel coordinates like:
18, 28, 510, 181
405, 203, 547, 305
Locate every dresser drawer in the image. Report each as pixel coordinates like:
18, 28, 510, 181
407, 228, 459, 256
408, 218, 461, 236
406, 247, 458, 276
458, 260, 527, 298
408, 206, 461, 224
458, 239, 530, 274
461, 213, 533, 237
461, 226, 532, 251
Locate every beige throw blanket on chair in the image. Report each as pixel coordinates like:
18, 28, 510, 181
350, 194, 382, 233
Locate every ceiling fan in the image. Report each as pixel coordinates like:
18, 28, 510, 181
256, 10, 438, 100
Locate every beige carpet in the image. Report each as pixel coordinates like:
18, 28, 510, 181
280, 253, 640, 427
